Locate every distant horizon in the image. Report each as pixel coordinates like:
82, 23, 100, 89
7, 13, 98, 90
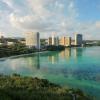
1, 35, 100, 41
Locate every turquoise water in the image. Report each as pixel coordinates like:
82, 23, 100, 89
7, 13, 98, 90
0, 46, 100, 99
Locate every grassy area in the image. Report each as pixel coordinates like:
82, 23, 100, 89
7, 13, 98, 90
0, 74, 93, 100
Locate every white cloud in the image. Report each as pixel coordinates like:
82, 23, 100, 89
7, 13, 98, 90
2, 0, 13, 8
95, 21, 100, 28
0, 0, 100, 39
8, 0, 78, 37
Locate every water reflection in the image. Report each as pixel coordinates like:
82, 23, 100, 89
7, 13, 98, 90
64, 48, 71, 60
0, 47, 100, 99
74, 48, 83, 59
26, 53, 40, 70
59, 48, 71, 60
48, 52, 59, 64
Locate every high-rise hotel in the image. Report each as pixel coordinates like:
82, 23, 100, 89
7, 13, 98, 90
25, 32, 40, 49
48, 36, 59, 46
75, 34, 83, 46
59, 37, 71, 47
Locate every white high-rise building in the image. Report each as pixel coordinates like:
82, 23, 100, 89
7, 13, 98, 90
55, 37, 59, 46
48, 37, 59, 46
75, 34, 83, 46
26, 32, 40, 49
48, 32, 59, 46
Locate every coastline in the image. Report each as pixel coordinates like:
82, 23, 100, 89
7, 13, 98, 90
0, 74, 93, 100
0, 50, 49, 61
0, 46, 99, 61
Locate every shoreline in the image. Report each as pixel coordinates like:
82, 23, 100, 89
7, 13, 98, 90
0, 50, 49, 61
0, 74, 93, 100
0, 46, 99, 61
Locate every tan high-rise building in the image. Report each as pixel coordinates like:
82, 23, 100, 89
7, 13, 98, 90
25, 32, 40, 49
59, 37, 71, 46
65, 37, 71, 46
48, 37, 53, 45
59, 37, 65, 46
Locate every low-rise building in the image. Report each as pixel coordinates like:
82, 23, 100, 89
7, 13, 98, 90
7, 42, 14, 46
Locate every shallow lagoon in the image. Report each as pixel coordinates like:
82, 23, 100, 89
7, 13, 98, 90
0, 46, 100, 99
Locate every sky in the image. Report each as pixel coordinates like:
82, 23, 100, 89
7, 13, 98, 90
0, 0, 100, 40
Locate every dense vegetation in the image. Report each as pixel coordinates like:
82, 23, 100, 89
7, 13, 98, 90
96, 41, 100, 46
46, 45, 65, 51
0, 43, 38, 58
0, 74, 93, 100
0, 43, 65, 58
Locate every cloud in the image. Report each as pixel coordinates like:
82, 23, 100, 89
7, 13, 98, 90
2, 0, 13, 8
8, 0, 78, 37
95, 21, 100, 28
0, 0, 100, 39
9, 13, 55, 32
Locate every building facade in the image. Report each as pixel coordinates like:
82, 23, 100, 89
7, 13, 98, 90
25, 32, 40, 49
48, 37, 53, 45
75, 34, 83, 46
59, 37, 65, 46
65, 37, 71, 46
48, 37, 59, 46
59, 37, 71, 46
54, 37, 59, 46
